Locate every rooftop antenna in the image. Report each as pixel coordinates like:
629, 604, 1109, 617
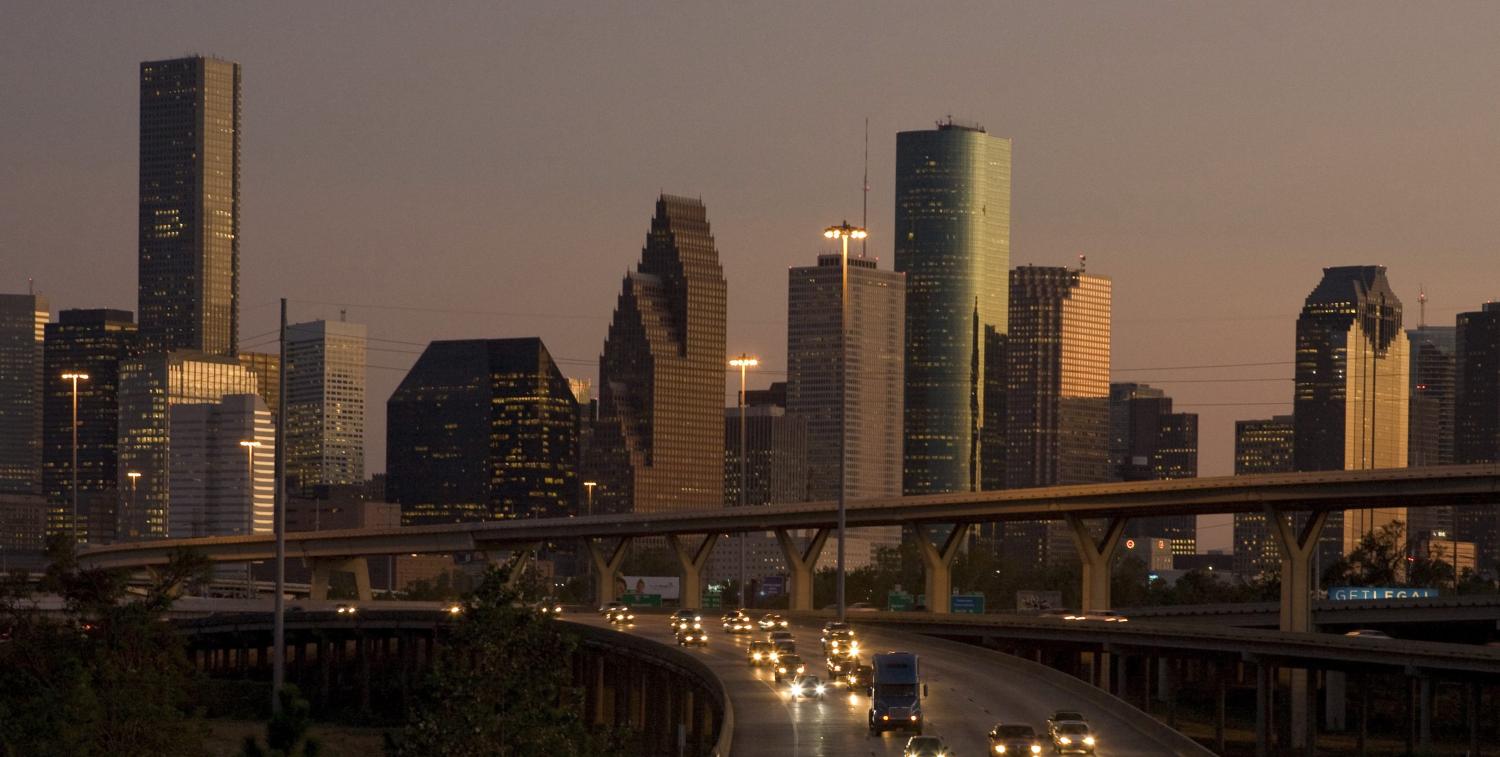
1418, 285, 1426, 327
861, 117, 869, 258
1077, 253, 1087, 273
28, 277, 34, 295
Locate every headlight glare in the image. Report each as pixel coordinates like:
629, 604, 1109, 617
1083, 736, 1095, 746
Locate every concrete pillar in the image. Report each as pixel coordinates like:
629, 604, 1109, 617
774, 528, 830, 611
1418, 673, 1433, 749
587, 538, 631, 607
1302, 668, 1317, 756
1263, 506, 1329, 749
1215, 664, 1227, 755
499, 543, 542, 589
309, 557, 374, 601
1467, 680, 1481, 757
667, 533, 719, 609
1064, 515, 1128, 613
912, 522, 970, 614
1254, 660, 1271, 757
1325, 670, 1347, 731
1357, 674, 1368, 756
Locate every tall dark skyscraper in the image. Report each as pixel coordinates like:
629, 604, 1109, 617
1406, 324, 1456, 541
1232, 415, 1295, 577
0, 293, 48, 495
41, 310, 137, 542
895, 120, 1011, 495
1001, 265, 1111, 567
1454, 302, 1500, 570
388, 338, 579, 525
138, 56, 241, 356
587, 195, 727, 515
1293, 266, 1408, 558
1109, 383, 1198, 555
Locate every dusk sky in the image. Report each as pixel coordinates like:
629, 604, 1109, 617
7, 3, 1500, 552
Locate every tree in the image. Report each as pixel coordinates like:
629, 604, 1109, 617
1324, 521, 1408, 587
0, 535, 211, 757
242, 685, 322, 757
385, 566, 620, 756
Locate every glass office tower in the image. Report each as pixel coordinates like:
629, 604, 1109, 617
286, 320, 366, 491
895, 120, 1011, 495
1233, 416, 1296, 577
138, 56, 240, 356
0, 294, 48, 495
1293, 266, 1409, 560
1455, 302, 1500, 569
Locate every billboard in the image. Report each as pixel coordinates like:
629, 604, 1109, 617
1328, 586, 1439, 601
620, 575, 680, 600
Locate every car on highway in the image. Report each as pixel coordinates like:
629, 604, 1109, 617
607, 607, 635, 625
848, 602, 879, 612
902, 735, 950, 757
335, 604, 357, 615
1345, 628, 1392, 639
825, 629, 859, 656
747, 641, 775, 666
676, 627, 708, 647
1049, 721, 1097, 754
772, 640, 796, 662
599, 601, 628, 616
1045, 710, 1087, 733
844, 662, 873, 689
670, 609, 703, 631
721, 611, 754, 633
759, 613, 790, 630
768, 629, 795, 646
987, 723, 1043, 754
825, 652, 858, 678
789, 674, 827, 700
821, 620, 851, 639
773, 653, 805, 683
532, 597, 564, 615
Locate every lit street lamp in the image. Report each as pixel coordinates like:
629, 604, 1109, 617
126, 471, 141, 539
583, 480, 597, 516
61, 372, 90, 543
823, 221, 866, 623
729, 354, 759, 610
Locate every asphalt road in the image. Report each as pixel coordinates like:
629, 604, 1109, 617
576, 611, 1200, 757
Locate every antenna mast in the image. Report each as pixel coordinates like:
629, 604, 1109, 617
861, 117, 869, 258
1418, 285, 1427, 328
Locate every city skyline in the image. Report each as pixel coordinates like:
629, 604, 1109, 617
8, 5, 1500, 552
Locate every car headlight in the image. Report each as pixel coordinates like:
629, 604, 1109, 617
778, 666, 786, 673
881, 715, 889, 721
793, 686, 804, 696
1083, 736, 1095, 746
753, 653, 762, 660
797, 666, 805, 673
1060, 737, 1071, 745
815, 684, 826, 695
1031, 746, 1041, 754
910, 714, 918, 721
995, 747, 1006, 754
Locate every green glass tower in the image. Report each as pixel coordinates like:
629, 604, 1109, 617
895, 120, 1011, 494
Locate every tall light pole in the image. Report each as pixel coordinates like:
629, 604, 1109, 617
272, 298, 287, 713
729, 354, 759, 610
583, 481, 597, 516
823, 221, 866, 623
126, 471, 140, 541
61, 372, 89, 543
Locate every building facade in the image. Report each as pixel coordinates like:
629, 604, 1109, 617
167, 394, 274, 538
0, 293, 48, 495
1232, 415, 1295, 577
1406, 324, 1457, 542
1455, 302, 1500, 572
238, 351, 280, 420
1002, 265, 1112, 567
1109, 383, 1198, 555
42, 309, 137, 542
138, 56, 240, 356
388, 338, 578, 525
712, 396, 808, 583
1293, 266, 1409, 561
116, 352, 260, 540
587, 195, 727, 515
286, 320, 366, 491
895, 121, 1011, 495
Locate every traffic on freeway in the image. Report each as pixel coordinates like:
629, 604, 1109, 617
579, 605, 1205, 756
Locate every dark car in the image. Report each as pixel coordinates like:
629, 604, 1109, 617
773, 654, 805, 683
988, 723, 1042, 755
675, 627, 708, 647
747, 640, 775, 666
1050, 721, 1097, 754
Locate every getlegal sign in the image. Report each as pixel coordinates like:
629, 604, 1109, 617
1328, 586, 1440, 601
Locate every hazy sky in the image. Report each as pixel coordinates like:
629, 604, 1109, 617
7, 3, 1500, 552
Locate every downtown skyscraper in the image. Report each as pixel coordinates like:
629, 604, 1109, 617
1455, 302, 1500, 570
285, 320, 366, 492
1109, 383, 1198, 555
41, 309, 137, 542
586, 195, 727, 515
138, 56, 240, 356
895, 120, 1011, 495
1002, 265, 1112, 566
1293, 266, 1409, 560
787, 250, 905, 566
0, 293, 48, 495
387, 338, 578, 525
1232, 415, 1295, 577
1406, 322, 1457, 542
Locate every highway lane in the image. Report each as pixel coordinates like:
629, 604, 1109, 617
575, 610, 1206, 757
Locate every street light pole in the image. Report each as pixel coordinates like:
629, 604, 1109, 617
729, 354, 758, 610
272, 298, 287, 713
823, 222, 866, 623
126, 471, 140, 543
61, 372, 89, 544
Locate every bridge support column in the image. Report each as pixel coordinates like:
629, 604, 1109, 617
1064, 515, 1127, 613
494, 543, 542, 589
1265, 506, 1328, 749
1254, 659, 1272, 757
775, 528, 830, 611
1325, 670, 1347, 731
587, 538, 631, 607
667, 533, 719, 610
913, 523, 970, 614
1417, 671, 1433, 750
1467, 680, 1481, 757
309, 557, 373, 601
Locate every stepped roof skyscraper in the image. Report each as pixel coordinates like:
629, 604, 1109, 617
895, 120, 1011, 495
586, 195, 727, 514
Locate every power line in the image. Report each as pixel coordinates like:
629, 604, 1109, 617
1114, 360, 1293, 372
